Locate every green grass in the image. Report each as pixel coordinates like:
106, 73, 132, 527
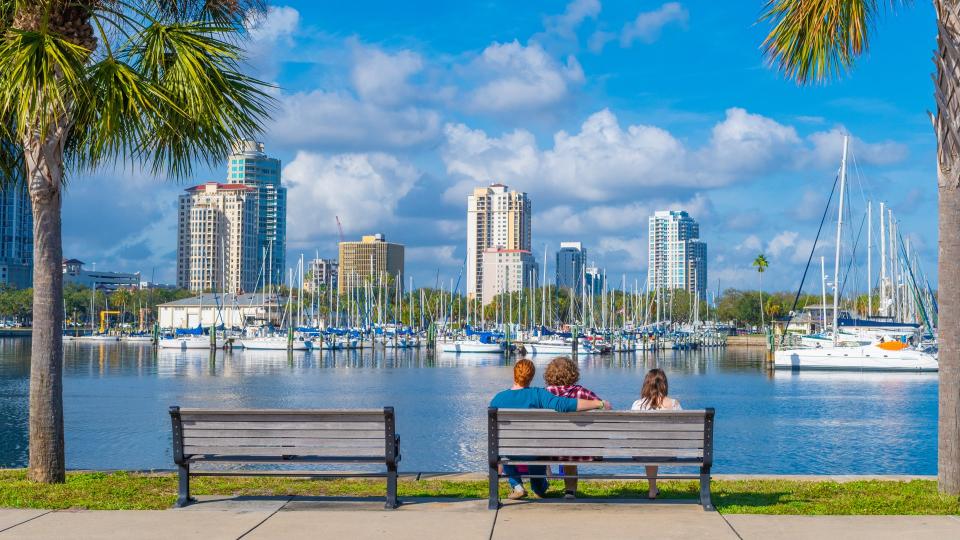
0, 470, 957, 514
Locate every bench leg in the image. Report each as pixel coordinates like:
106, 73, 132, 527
488, 464, 500, 510
385, 464, 399, 509
700, 468, 714, 511
176, 464, 194, 507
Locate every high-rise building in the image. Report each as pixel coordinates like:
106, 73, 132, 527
176, 182, 259, 294
480, 249, 538, 306
555, 242, 586, 294
647, 210, 707, 298
585, 266, 604, 296
338, 234, 404, 294
0, 184, 32, 288
227, 140, 286, 285
466, 183, 531, 303
305, 258, 338, 293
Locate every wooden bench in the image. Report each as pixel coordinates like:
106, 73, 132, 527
487, 408, 715, 510
169, 407, 400, 508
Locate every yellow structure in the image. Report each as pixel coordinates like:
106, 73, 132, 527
337, 234, 405, 294
99, 310, 120, 334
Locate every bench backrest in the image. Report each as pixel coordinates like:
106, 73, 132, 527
170, 407, 397, 462
489, 408, 714, 464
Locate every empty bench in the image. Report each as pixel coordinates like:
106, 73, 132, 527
169, 407, 400, 508
488, 408, 714, 510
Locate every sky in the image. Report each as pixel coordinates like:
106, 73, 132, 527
63, 0, 940, 295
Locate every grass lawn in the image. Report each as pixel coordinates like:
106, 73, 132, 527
0, 470, 957, 515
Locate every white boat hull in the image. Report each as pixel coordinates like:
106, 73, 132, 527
441, 341, 504, 353
522, 341, 573, 355
121, 336, 154, 343
775, 346, 938, 372
78, 335, 119, 342
239, 337, 312, 351
158, 336, 225, 349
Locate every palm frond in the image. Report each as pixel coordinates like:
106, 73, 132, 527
759, 0, 904, 84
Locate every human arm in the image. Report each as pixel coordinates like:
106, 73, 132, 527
576, 399, 611, 411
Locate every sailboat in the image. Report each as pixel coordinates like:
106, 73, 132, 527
774, 136, 938, 372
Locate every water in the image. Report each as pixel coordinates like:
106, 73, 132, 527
0, 339, 938, 474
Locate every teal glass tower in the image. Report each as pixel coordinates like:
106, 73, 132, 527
227, 140, 286, 286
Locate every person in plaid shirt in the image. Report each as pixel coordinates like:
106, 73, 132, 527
544, 356, 609, 499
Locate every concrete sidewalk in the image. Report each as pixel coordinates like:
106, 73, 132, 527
0, 497, 958, 540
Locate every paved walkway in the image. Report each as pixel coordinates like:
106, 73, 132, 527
0, 497, 958, 539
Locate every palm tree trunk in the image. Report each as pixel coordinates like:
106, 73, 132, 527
758, 274, 764, 329
935, 0, 960, 496
24, 126, 67, 483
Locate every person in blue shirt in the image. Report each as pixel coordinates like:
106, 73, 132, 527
490, 358, 610, 499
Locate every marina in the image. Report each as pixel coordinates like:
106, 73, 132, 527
0, 339, 937, 475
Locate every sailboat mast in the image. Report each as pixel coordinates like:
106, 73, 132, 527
867, 201, 872, 316
832, 135, 849, 346
879, 201, 887, 316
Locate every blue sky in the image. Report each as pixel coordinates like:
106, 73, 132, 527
64, 1, 939, 294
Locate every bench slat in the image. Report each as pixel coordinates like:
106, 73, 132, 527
182, 437, 386, 448
497, 447, 704, 458
499, 438, 704, 449
499, 430, 703, 441
178, 408, 386, 415
183, 446, 386, 457
503, 459, 703, 467
496, 410, 707, 421
181, 414, 385, 423
183, 429, 387, 439
498, 421, 703, 432
182, 421, 385, 430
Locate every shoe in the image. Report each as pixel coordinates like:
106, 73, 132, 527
507, 487, 527, 500
563, 490, 576, 500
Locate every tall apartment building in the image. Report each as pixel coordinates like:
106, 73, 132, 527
555, 242, 586, 295
0, 184, 32, 288
480, 249, 538, 306
176, 182, 259, 294
466, 183, 531, 303
305, 258, 338, 293
585, 266, 604, 296
338, 234, 404, 294
647, 210, 707, 298
227, 140, 286, 285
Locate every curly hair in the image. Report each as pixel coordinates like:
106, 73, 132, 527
544, 356, 580, 386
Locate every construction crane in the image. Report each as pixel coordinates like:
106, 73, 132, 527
335, 215, 345, 243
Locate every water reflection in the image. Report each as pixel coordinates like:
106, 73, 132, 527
0, 339, 938, 474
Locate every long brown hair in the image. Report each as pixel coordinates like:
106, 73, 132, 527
640, 368, 669, 410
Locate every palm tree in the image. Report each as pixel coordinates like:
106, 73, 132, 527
0, 1, 272, 483
752, 254, 769, 329
758, 0, 960, 495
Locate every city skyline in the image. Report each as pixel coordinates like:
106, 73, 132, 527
56, 1, 939, 295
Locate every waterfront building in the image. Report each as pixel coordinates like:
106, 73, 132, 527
176, 182, 259, 294
0, 184, 32, 288
480, 248, 538, 306
555, 242, 586, 295
647, 210, 708, 298
466, 183, 532, 302
158, 293, 285, 329
62, 259, 140, 292
585, 266, 604, 296
227, 140, 286, 285
338, 234, 404, 294
305, 258, 338, 293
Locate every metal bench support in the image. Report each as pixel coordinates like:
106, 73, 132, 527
170, 406, 195, 507
487, 407, 500, 510
384, 407, 400, 509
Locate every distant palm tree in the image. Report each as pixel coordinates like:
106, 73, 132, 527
758, 0, 960, 496
752, 254, 769, 329
0, 1, 273, 483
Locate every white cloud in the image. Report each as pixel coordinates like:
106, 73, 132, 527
245, 6, 301, 81
806, 127, 909, 167
534, 194, 712, 235
700, 108, 800, 175
737, 235, 762, 252
406, 245, 460, 268
282, 152, 419, 243
467, 41, 584, 113
621, 2, 689, 46
766, 231, 817, 264
588, 30, 616, 53
594, 236, 648, 270
269, 90, 441, 151
544, 0, 602, 38
351, 45, 424, 106
441, 107, 909, 205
